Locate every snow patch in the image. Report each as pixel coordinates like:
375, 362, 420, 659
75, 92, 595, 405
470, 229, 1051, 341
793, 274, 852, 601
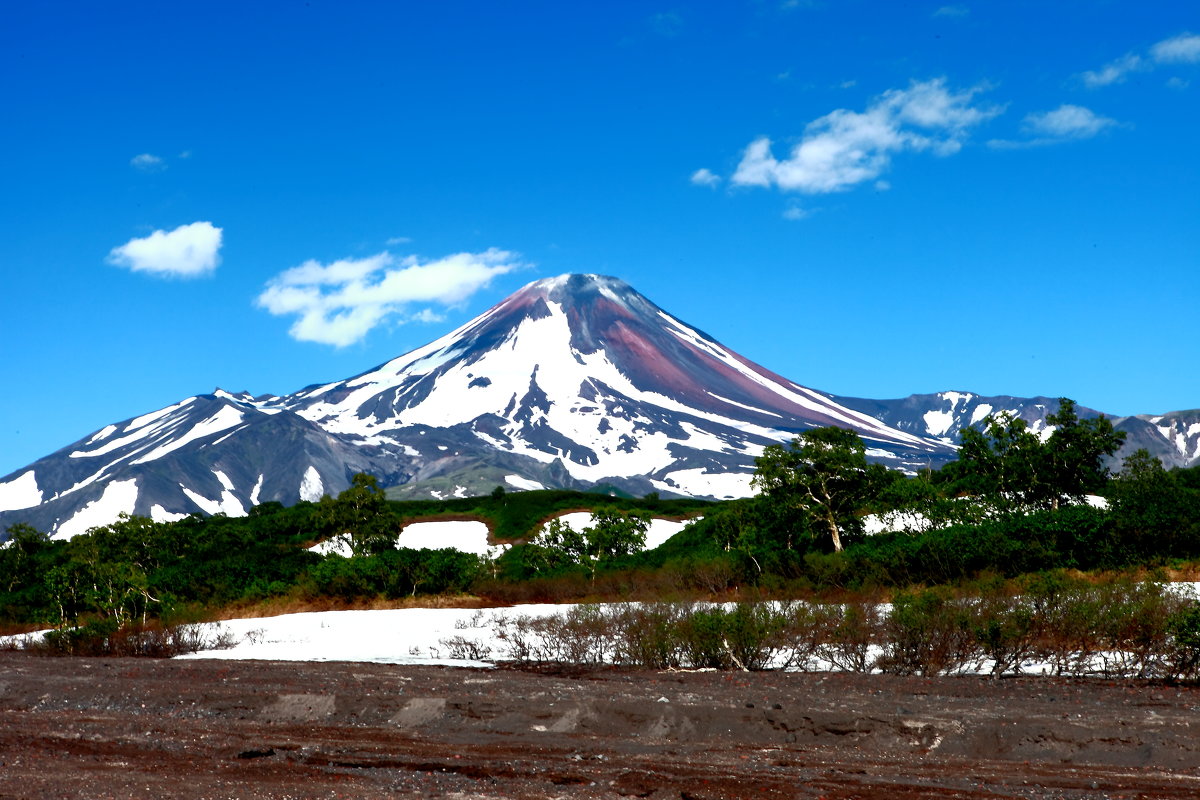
250, 474, 264, 506
397, 520, 506, 557
125, 397, 197, 433
923, 409, 954, 437
970, 404, 994, 425
535, 512, 695, 550
55, 479, 139, 539
132, 405, 245, 464
0, 471, 42, 512
299, 466, 324, 502
181, 483, 246, 517
504, 475, 546, 491
651, 469, 754, 500
86, 424, 118, 444
150, 505, 188, 523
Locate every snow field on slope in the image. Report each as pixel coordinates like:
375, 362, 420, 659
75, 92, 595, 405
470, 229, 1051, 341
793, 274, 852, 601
0, 471, 42, 512
68, 398, 198, 460
294, 300, 788, 485
54, 479, 140, 539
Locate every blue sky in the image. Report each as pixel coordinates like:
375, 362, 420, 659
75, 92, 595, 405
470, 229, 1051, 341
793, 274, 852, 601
2, 1, 1198, 478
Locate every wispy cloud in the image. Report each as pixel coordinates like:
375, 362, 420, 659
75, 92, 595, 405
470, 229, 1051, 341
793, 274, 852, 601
690, 168, 721, 187
130, 153, 167, 172
932, 5, 969, 19
107, 222, 223, 278
730, 78, 1001, 195
989, 104, 1118, 149
649, 11, 683, 37
1024, 105, 1117, 138
386, 236, 413, 246
257, 248, 523, 347
1081, 53, 1145, 88
1083, 32, 1200, 88
1151, 32, 1200, 64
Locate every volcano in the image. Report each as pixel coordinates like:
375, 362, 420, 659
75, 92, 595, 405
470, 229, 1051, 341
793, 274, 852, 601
2, 274, 1194, 538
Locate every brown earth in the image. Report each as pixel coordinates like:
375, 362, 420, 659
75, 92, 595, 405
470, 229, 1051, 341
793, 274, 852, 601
2, 651, 1199, 799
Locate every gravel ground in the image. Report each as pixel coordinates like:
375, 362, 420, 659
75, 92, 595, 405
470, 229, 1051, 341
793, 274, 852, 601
2, 651, 1200, 799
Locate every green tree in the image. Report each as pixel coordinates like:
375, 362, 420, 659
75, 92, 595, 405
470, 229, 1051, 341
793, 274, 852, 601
1041, 398, 1126, 509
523, 509, 651, 577
1109, 448, 1199, 559
318, 473, 395, 557
956, 398, 1125, 512
0, 523, 51, 594
752, 426, 885, 552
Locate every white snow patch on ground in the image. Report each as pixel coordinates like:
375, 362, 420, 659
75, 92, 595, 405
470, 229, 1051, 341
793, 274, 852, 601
250, 474, 264, 506
55, 479, 140, 539
132, 405, 245, 464
214, 470, 235, 492
0, 471, 42, 512
923, 409, 954, 437
182, 486, 222, 516
863, 511, 932, 535
705, 392, 782, 418
504, 475, 546, 491
86, 424, 119, 444
299, 466, 324, 502
970, 403, 994, 424
651, 468, 754, 500
174, 605, 573, 666
540, 512, 698, 550
150, 505, 188, 523
310, 537, 353, 557
397, 521, 506, 557
125, 397, 197, 432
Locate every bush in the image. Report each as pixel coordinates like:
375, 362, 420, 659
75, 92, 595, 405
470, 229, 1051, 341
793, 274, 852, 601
879, 587, 975, 676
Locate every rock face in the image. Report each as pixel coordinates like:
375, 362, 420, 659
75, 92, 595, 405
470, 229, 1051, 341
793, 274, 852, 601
0, 274, 1195, 537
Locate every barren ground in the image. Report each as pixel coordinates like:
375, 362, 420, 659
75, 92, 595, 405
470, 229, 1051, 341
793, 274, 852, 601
2, 651, 1199, 799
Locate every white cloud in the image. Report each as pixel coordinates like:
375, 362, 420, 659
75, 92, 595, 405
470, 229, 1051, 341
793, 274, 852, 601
412, 308, 446, 323
1151, 32, 1200, 64
781, 206, 809, 220
690, 168, 721, 187
730, 78, 1000, 195
1083, 33, 1200, 89
1081, 53, 1144, 88
989, 104, 1118, 149
1166, 76, 1191, 90
130, 153, 166, 172
107, 221, 223, 278
386, 236, 413, 246
1023, 104, 1117, 139
257, 248, 522, 347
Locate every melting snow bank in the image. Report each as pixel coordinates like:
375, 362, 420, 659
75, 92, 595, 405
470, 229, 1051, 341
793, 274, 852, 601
155, 582, 1200, 675
174, 605, 575, 667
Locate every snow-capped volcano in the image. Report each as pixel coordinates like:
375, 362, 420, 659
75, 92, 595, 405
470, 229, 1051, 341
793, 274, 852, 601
2, 274, 1196, 538
279, 273, 947, 486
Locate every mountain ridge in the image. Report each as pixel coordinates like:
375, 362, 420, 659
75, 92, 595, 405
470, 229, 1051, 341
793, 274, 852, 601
2, 274, 1197, 538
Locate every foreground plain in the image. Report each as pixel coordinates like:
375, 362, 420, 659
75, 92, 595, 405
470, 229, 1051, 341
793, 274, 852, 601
2, 652, 1199, 799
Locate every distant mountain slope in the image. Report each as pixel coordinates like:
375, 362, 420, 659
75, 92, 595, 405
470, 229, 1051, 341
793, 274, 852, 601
838, 391, 1200, 469
1, 274, 1194, 538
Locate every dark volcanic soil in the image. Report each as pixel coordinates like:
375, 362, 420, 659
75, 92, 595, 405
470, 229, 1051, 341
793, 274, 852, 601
2, 652, 1199, 799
